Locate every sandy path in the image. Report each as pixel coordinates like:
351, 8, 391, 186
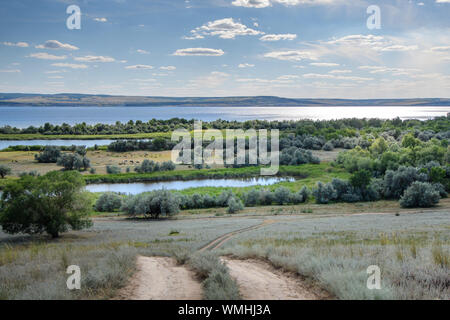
222, 257, 329, 300
117, 256, 203, 300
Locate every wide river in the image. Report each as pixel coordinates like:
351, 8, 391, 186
85, 177, 294, 194
1, 106, 449, 128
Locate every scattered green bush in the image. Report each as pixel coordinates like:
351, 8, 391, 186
35, 146, 61, 163
400, 182, 440, 208
0, 165, 11, 179
95, 192, 123, 212
106, 165, 121, 174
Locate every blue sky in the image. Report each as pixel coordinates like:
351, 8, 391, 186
0, 0, 449, 98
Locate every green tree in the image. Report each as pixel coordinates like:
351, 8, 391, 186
0, 165, 11, 179
350, 169, 372, 189
0, 171, 92, 238
35, 146, 61, 163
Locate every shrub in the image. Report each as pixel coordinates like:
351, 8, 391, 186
0, 171, 92, 238
227, 197, 244, 214
280, 147, 320, 165
274, 187, 291, 205
259, 188, 274, 205
106, 165, 121, 174
0, 165, 11, 179
322, 142, 334, 151
244, 189, 260, 207
122, 190, 180, 218
384, 166, 428, 199
350, 170, 372, 189
35, 146, 61, 163
400, 182, 440, 208
57, 153, 90, 171
95, 192, 123, 212
313, 182, 337, 204
290, 186, 310, 204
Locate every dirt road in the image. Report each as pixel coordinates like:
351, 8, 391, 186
222, 257, 328, 300
117, 256, 203, 300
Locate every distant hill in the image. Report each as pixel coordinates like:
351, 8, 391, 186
0, 93, 449, 107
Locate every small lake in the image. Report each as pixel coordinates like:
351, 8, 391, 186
85, 177, 294, 194
0, 106, 449, 128
0, 139, 116, 150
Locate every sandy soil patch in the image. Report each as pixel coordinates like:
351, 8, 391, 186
222, 257, 330, 300
117, 256, 203, 300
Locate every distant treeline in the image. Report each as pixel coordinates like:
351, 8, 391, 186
0, 116, 449, 139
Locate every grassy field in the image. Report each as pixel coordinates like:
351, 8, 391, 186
220, 209, 450, 300
1, 202, 448, 300
0, 150, 173, 176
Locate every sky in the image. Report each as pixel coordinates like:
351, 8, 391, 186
0, 0, 449, 98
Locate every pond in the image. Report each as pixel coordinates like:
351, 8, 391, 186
0, 139, 116, 150
85, 177, 295, 194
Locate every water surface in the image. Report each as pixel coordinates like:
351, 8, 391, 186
85, 177, 294, 194
1, 106, 448, 128
0, 139, 115, 150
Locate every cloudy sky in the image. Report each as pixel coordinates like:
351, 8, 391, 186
0, 0, 449, 98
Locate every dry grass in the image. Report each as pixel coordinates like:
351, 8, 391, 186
0, 150, 173, 176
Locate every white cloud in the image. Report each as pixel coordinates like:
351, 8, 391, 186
125, 65, 154, 69
160, 66, 176, 70
303, 73, 373, 81
310, 62, 340, 67
74, 55, 115, 63
51, 63, 88, 69
232, 0, 344, 8
232, 0, 271, 8
277, 75, 299, 80
173, 48, 225, 56
238, 63, 255, 68
188, 18, 263, 39
2, 41, 29, 47
35, 40, 78, 51
429, 46, 450, 53
28, 52, 67, 60
329, 69, 352, 74
0, 69, 21, 73
136, 49, 150, 54
358, 66, 420, 75
94, 17, 108, 22
264, 50, 317, 61
189, 71, 230, 88
260, 34, 297, 41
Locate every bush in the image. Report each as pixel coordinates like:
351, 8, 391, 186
0, 165, 11, 179
57, 153, 90, 171
313, 182, 337, 204
35, 146, 61, 163
384, 166, 428, 199
227, 197, 244, 214
244, 189, 260, 207
135, 160, 176, 173
274, 187, 291, 205
322, 142, 334, 151
106, 165, 121, 174
121, 190, 180, 218
95, 192, 123, 212
290, 186, 310, 204
0, 171, 92, 238
400, 182, 440, 208
280, 147, 320, 165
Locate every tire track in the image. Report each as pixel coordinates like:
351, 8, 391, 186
198, 219, 276, 252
